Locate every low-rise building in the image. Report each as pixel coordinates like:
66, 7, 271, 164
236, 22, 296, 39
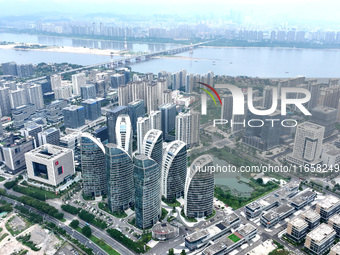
152, 222, 179, 241
286, 216, 308, 242
260, 204, 295, 228
202, 223, 257, 255
304, 223, 336, 255
185, 213, 240, 251
25, 144, 75, 187
316, 195, 340, 221
300, 209, 321, 230
290, 190, 316, 210
328, 214, 340, 237
330, 242, 340, 255
245, 195, 279, 218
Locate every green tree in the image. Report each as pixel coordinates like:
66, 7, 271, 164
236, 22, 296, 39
168, 248, 174, 255
82, 225, 92, 238
70, 220, 79, 229
180, 250, 187, 255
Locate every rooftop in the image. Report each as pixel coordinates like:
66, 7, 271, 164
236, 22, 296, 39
289, 217, 308, 229
238, 223, 257, 237
186, 229, 209, 243
152, 222, 177, 234
307, 223, 335, 243
300, 209, 321, 221
329, 214, 340, 225
331, 242, 340, 253
202, 235, 235, 255
317, 195, 340, 211
27, 144, 72, 160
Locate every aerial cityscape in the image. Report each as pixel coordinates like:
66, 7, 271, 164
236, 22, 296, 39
1, 1, 340, 255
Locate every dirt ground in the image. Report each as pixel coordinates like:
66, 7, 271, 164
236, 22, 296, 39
0, 212, 63, 255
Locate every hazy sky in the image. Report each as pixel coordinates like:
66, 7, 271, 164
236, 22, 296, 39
0, 0, 339, 26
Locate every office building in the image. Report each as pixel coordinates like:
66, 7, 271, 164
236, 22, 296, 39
92, 126, 109, 143
0, 134, 35, 174
26, 144, 75, 187
330, 242, 340, 255
106, 106, 127, 143
116, 115, 133, 156
110, 73, 124, 88
142, 129, 163, 166
176, 111, 200, 148
81, 133, 107, 197
159, 103, 176, 137
134, 154, 161, 229
137, 116, 150, 154
9, 89, 26, 109
184, 155, 214, 218
162, 140, 187, 200
12, 104, 36, 129
300, 209, 321, 230
38, 128, 60, 146
50, 74, 62, 90
45, 100, 68, 123
152, 223, 179, 241
286, 217, 308, 242
328, 214, 340, 237
150, 110, 161, 130
82, 98, 102, 121
310, 107, 337, 138
287, 122, 325, 165
63, 105, 85, 129
304, 223, 336, 255
221, 95, 233, 120
72, 73, 86, 96
316, 195, 340, 221
245, 195, 279, 218
105, 143, 134, 212
59, 132, 81, 158
22, 123, 43, 147
128, 99, 145, 134
260, 204, 295, 228
290, 190, 316, 210
81, 84, 96, 100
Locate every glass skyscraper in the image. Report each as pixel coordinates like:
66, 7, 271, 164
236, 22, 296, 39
105, 143, 134, 212
142, 129, 163, 166
81, 133, 107, 197
134, 154, 161, 229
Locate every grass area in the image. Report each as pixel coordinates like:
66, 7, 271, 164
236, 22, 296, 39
15, 182, 61, 199
180, 209, 198, 222
0, 176, 5, 182
205, 210, 216, 220
90, 235, 120, 255
0, 233, 8, 242
228, 234, 241, 243
161, 198, 181, 207
159, 208, 168, 221
98, 202, 127, 218
61, 218, 66, 222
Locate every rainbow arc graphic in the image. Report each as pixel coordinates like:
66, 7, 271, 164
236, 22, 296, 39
198, 82, 222, 115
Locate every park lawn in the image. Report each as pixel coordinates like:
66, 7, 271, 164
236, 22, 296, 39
228, 234, 241, 243
90, 235, 120, 255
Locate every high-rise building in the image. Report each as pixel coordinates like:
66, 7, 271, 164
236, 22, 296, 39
118, 84, 131, 106
184, 155, 214, 218
106, 106, 128, 143
0, 87, 11, 116
137, 116, 150, 153
110, 73, 124, 88
12, 104, 36, 129
81, 133, 107, 197
142, 129, 163, 166
26, 144, 75, 186
263, 86, 274, 109
45, 100, 67, 123
54, 85, 72, 99
147, 82, 162, 114
176, 111, 200, 148
133, 154, 161, 229
105, 143, 134, 212
62, 105, 85, 129
9, 89, 26, 109
38, 128, 60, 146
116, 115, 133, 156
128, 99, 145, 134
81, 84, 96, 100
72, 73, 86, 96
150, 110, 161, 130
50, 74, 62, 90
221, 95, 233, 120
310, 107, 337, 138
162, 140, 187, 200
28, 84, 44, 110
16, 64, 33, 78
82, 98, 102, 121
2, 62, 17, 76
162, 90, 172, 105
159, 103, 176, 136
287, 122, 325, 165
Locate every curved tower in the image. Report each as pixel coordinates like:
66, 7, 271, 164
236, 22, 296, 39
142, 129, 163, 166
184, 154, 214, 218
162, 140, 187, 200
116, 114, 133, 156
81, 133, 106, 197
105, 143, 134, 212
134, 154, 161, 229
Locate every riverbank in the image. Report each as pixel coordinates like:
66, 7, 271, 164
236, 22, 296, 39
0, 43, 121, 56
